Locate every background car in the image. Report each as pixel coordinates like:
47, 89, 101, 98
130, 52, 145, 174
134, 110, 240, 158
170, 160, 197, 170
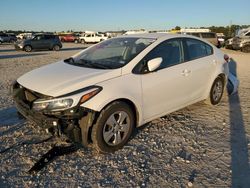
59, 34, 79, 43
16, 33, 33, 40
0, 33, 17, 43
185, 32, 220, 47
231, 29, 250, 52
225, 38, 233, 49
14, 34, 62, 52
78, 32, 108, 43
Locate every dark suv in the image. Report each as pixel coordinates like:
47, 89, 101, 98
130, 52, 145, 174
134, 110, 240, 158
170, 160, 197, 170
0, 33, 17, 43
15, 34, 62, 52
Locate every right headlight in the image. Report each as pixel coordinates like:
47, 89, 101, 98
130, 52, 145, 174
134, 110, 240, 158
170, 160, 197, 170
33, 98, 74, 111
32, 86, 102, 112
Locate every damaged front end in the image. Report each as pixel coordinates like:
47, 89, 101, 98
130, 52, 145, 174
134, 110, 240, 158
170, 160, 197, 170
11, 81, 98, 147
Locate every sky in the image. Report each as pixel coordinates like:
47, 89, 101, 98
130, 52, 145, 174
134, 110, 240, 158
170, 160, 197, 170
0, 0, 250, 32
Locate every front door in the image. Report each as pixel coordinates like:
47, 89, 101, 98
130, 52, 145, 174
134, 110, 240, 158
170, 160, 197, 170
139, 38, 194, 120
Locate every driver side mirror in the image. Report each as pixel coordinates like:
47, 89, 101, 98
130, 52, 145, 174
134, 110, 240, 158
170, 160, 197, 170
147, 57, 162, 72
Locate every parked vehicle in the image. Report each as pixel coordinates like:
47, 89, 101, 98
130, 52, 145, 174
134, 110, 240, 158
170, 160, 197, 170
12, 33, 229, 153
225, 38, 233, 49
14, 34, 62, 52
59, 34, 79, 43
79, 32, 108, 44
0, 33, 17, 43
231, 28, 250, 52
16, 33, 33, 40
184, 32, 220, 47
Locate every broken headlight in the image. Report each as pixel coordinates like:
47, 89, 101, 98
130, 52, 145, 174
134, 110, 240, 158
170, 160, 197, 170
32, 98, 74, 112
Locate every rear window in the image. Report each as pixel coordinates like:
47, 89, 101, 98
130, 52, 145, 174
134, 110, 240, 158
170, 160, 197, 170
201, 32, 216, 38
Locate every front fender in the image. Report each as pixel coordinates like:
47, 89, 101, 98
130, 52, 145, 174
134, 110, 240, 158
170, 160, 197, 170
80, 74, 144, 126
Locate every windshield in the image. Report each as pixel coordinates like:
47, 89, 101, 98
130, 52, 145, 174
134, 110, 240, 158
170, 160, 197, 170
65, 37, 155, 69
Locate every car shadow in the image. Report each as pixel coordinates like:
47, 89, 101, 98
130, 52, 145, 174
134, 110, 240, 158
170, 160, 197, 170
228, 58, 250, 187
0, 107, 25, 137
0, 53, 48, 59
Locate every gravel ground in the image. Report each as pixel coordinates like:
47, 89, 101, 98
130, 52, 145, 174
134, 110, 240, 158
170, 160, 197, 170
0, 43, 250, 187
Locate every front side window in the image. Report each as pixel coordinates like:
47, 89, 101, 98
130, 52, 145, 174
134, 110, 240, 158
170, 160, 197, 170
65, 37, 155, 69
185, 38, 213, 61
135, 39, 183, 73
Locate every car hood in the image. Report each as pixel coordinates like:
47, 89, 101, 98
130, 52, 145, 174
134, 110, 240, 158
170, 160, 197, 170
17, 61, 121, 97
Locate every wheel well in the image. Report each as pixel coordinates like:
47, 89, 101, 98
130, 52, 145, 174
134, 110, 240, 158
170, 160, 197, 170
86, 98, 139, 144
95, 98, 139, 128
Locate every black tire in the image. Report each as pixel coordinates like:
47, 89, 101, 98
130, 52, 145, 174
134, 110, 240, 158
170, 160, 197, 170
207, 77, 224, 105
53, 45, 60, 51
81, 39, 85, 44
74, 39, 78, 43
91, 101, 135, 153
24, 45, 32, 52
242, 45, 250, 53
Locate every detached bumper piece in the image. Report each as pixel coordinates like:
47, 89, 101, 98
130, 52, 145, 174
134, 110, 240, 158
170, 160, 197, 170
12, 82, 96, 147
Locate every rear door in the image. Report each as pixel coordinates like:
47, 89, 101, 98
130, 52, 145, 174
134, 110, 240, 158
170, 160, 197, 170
182, 38, 216, 99
31, 35, 46, 49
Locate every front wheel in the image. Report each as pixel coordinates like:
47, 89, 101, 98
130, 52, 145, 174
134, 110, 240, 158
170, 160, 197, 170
91, 101, 135, 153
24, 45, 32, 52
207, 77, 224, 105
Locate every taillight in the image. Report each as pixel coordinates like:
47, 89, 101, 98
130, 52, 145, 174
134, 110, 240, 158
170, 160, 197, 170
224, 54, 229, 63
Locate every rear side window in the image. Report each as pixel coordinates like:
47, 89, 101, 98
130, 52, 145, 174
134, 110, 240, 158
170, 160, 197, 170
201, 32, 216, 38
185, 38, 213, 61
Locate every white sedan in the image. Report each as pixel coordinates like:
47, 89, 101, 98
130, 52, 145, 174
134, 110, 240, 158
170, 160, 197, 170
13, 33, 229, 153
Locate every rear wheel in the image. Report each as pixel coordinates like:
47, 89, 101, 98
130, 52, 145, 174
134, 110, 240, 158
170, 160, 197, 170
91, 101, 135, 153
207, 77, 224, 105
24, 45, 32, 52
53, 45, 60, 51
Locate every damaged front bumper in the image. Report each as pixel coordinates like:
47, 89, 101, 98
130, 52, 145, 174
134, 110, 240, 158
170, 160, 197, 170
12, 82, 96, 147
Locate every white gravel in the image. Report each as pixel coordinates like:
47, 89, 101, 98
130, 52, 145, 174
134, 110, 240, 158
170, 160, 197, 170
0, 43, 250, 187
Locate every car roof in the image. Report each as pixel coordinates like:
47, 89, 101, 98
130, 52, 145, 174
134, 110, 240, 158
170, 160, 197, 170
118, 33, 214, 46
120, 33, 197, 40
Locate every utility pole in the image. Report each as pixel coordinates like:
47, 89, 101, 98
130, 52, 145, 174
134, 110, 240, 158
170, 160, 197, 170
229, 20, 232, 37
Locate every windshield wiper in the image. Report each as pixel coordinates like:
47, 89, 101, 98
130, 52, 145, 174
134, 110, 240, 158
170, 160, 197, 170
78, 59, 112, 69
64, 57, 74, 63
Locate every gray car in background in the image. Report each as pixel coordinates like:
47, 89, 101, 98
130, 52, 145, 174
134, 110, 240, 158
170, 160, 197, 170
15, 34, 62, 52
0, 33, 17, 43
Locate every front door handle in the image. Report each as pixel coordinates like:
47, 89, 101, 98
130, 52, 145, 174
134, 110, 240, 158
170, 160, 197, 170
181, 69, 191, 76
